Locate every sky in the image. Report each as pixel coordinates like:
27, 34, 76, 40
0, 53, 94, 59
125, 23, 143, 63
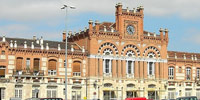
0, 0, 200, 53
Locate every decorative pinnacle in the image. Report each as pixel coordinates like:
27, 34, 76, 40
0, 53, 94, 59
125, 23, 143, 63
88, 20, 93, 24
164, 29, 169, 32
159, 28, 164, 32
95, 20, 99, 24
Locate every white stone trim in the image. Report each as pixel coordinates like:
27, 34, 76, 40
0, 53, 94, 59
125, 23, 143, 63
88, 54, 167, 63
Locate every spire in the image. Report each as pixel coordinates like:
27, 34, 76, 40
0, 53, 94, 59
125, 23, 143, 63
2, 36, 6, 42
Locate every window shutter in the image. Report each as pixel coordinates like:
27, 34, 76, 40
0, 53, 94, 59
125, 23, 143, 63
73, 62, 81, 72
16, 58, 23, 70
34, 59, 40, 71
48, 60, 56, 70
0, 69, 5, 76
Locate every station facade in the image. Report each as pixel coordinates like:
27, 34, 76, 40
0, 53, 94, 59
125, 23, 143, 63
0, 3, 200, 100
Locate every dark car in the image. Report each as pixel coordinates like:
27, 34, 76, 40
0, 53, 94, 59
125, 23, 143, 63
176, 96, 198, 100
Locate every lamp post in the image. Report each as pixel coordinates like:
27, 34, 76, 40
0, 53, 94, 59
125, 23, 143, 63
61, 4, 75, 100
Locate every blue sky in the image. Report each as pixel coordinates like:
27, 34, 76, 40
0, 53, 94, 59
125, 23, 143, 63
0, 0, 200, 53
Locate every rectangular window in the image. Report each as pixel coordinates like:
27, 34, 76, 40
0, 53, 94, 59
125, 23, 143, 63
148, 62, 154, 75
168, 92, 175, 99
105, 59, 110, 73
197, 90, 200, 99
47, 89, 56, 98
179, 67, 182, 73
0, 88, 5, 99
128, 61, 132, 74
15, 88, 22, 98
185, 90, 191, 96
26, 58, 30, 70
168, 67, 174, 79
186, 68, 191, 80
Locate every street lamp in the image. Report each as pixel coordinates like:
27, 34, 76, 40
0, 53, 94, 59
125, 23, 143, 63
61, 4, 75, 100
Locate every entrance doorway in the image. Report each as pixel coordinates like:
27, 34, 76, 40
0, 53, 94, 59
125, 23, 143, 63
72, 91, 81, 100
103, 91, 117, 100
148, 91, 159, 100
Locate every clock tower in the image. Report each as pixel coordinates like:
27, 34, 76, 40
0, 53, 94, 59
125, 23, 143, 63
115, 3, 144, 40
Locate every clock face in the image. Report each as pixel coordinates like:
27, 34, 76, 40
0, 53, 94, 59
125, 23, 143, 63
126, 25, 135, 35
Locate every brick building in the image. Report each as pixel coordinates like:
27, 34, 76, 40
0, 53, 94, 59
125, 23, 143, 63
0, 3, 200, 100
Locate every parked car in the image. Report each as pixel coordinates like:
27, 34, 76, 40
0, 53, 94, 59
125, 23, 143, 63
125, 97, 147, 100
176, 96, 198, 100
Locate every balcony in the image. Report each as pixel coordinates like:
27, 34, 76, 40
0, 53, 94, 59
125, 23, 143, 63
168, 75, 174, 80
73, 72, 81, 77
13, 69, 44, 77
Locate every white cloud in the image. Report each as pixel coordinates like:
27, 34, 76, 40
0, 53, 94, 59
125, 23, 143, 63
0, 0, 200, 22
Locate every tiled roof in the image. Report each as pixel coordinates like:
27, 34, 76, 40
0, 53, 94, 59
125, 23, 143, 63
168, 51, 200, 59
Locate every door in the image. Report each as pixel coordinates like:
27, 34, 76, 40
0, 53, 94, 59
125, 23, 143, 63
103, 91, 117, 100
148, 91, 158, 100
72, 91, 81, 100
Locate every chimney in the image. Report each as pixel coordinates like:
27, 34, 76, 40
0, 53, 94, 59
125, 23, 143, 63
184, 54, 186, 59
82, 46, 85, 53
116, 2, 122, 14
2, 36, 6, 42
88, 20, 93, 32
159, 28, 164, 40
31, 42, 34, 49
84, 27, 87, 32
95, 20, 100, 32
126, 7, 129, 12
24, 41, 27, 48
164, 29, 169, 40
63, 31, 66, 42
36, 38, 39, 44
40, 36, 43, 45
58, 44, 61, 51
195, 55, 197, 60
71, 45, 74, 52
41, 44, 44, 50
133, 8, 136, 13
46, 43, 49, 50
10, 40, 13, 48
14, 41, 17, 48
33, 36, 36, 40
175, 53, 177, 59
111, 27, 114, 33
104, 26, 107, 32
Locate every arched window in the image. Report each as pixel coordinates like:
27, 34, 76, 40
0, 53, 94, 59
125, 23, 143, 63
48, 59, 57, 76
103, 48, 112, 76
16, 57, 23, 71
186, 67, 191, 80
73, 61, 81, 76
168, 67, 174, 79
147, 52, 155, 76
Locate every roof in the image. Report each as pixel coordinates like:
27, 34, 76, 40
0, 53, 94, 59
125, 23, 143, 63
168, 51, 200, 59
0, 36, 82, 51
